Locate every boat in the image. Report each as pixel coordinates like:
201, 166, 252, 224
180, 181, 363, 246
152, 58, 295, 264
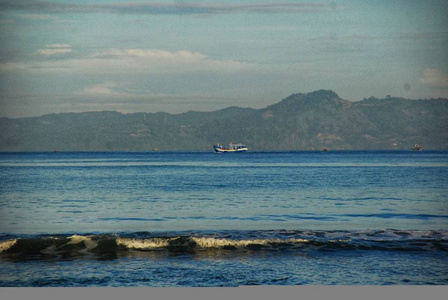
411, 144, 423, 151
214, 143, 248, 153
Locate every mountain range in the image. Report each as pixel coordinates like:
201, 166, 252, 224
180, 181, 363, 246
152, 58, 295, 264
1, 90, 447, 151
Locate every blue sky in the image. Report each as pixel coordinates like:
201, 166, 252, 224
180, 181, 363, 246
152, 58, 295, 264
0, 0, 447, 117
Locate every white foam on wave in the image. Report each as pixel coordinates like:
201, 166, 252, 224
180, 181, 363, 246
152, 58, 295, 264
0, 239, 17, 253
192, 237, 308, 248
68, 234, 98, 251
116, 237, 175, 249
115, 236, 309, 250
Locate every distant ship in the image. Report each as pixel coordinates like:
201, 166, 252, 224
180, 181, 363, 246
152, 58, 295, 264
214, 143, 248, 153
411, 144, 423, 151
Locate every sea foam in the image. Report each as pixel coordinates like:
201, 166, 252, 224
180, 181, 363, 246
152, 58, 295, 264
0, 239, 17, 253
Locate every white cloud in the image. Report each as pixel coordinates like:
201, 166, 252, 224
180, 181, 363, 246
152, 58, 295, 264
419, 69, 448, 88
38, 44, 72, 56
77, 81, 168, 103
112, 49, 206, 60
78, 81, 147, 101
8, 48, 252, 74
99, 48, 208, 65
74, 82, 235, 112
82, 82, 119, 96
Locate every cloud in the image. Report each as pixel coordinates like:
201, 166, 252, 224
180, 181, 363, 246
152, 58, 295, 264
82, 82, 120, 96
10, 12, 55, 20
0, 63, 27, 72
78, 81, 149, 102
74, 81, 237, 111
38, 44, 72, 56
419, 69, 448, 88
0, 0, 334, 15
4, 48, 252, 74
103, 48, 207, 61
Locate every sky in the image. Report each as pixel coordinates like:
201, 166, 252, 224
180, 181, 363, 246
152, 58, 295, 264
0, 0, 447, 118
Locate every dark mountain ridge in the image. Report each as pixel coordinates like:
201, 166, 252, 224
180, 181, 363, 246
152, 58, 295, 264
1, 90, 447, 151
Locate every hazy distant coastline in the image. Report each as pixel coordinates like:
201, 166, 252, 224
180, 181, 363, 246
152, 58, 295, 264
1, 90, 447, 151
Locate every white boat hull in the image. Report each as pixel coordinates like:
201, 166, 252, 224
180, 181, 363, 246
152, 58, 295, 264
214, 144, 248, 153
214, 147, 248, 153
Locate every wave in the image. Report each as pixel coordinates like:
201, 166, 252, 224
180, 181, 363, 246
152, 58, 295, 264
1, 230, 447, 259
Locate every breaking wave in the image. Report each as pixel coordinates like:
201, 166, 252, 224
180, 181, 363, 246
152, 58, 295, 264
1, 230, 447, 259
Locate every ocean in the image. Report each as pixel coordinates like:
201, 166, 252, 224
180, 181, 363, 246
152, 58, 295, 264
0, 151, 447, 287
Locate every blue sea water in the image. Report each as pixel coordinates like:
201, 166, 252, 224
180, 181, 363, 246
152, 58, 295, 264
0, 151, 447, 286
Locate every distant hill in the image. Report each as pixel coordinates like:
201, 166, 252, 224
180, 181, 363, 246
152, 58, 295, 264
1, 90, 447, 151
